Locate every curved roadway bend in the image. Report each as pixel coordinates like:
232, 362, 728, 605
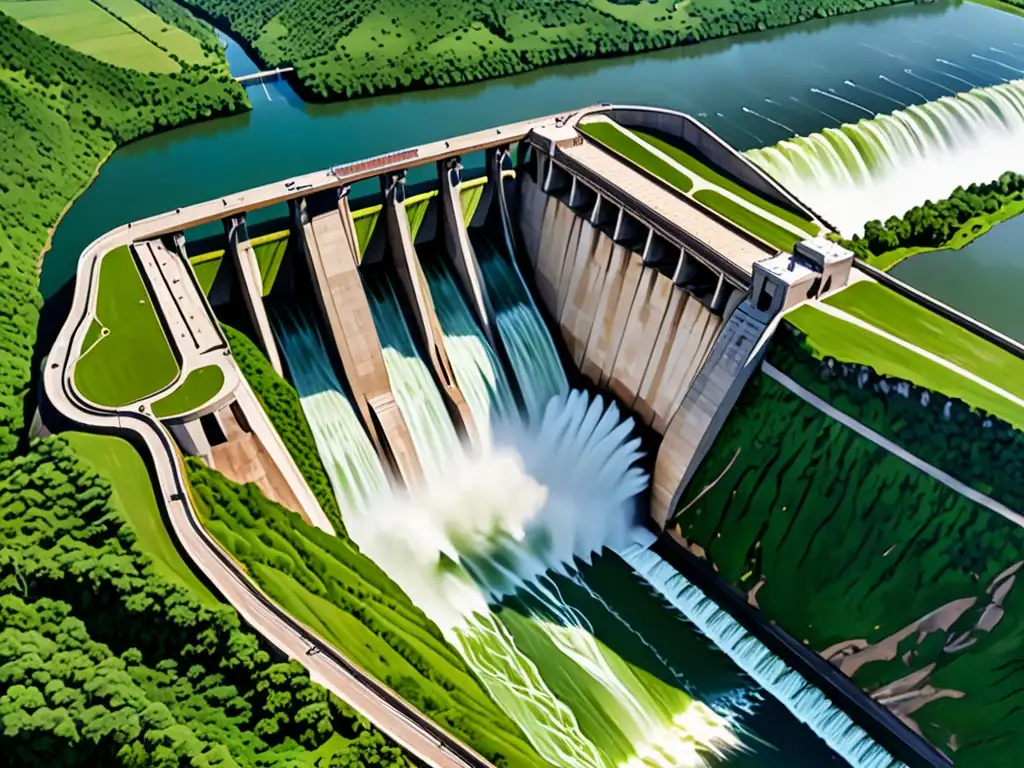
43, 205, 512, 768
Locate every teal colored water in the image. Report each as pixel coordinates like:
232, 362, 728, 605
43, 0, 1024, 325
890, 212, 1024, 343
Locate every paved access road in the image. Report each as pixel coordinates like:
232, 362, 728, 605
41, 115, 590, 765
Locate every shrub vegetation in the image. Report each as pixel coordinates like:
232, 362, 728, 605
175, 0, 913, 100
840, 171, 1024, 269
0, 436, 410, 767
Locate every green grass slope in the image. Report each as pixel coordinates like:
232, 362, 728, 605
672, 371, 1024, 765
188, 459, 544, 768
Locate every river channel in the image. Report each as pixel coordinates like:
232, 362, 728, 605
42, 0, 1024, 344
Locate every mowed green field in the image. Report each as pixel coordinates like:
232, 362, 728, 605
785, 302, 1024, 429
825, 281, 1024, 400
75, 244, 180, 406
1, 0, 178, 72
63, 430, 221, 607
580, 119, 812, 252
93, 0, 216, 65
151, 364, 225, 417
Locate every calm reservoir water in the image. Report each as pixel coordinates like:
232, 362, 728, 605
42, 0, 1024, 337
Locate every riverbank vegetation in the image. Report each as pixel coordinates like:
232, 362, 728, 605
187, 458, 544, 767
1, 436, 412, 767
839, 171, 1024, 270
176, 0, 912, 100
0, 10, 246, 457
673, 362, 1024, 765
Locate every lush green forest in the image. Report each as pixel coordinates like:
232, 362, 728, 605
175, 0, 911, 99
0, 10, 246, 458
0, 436, 413, 767
672, 365, 1024, 765
839, 171, 1024, 269
768, 321, 1024, 515
187, 459, 543, 767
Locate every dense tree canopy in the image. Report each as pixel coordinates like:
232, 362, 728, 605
175, 0, 911, 100
0, 437, 408, 767
0, 11, 246, 459
841, 171, 1024, 262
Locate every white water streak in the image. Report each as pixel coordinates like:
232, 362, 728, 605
747, 80, 1024, 235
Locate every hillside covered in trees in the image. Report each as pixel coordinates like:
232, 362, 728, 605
0, 9, 247, 458
177, 0, 913, 99
0, 437, 412, 767
0, 9, 413, 767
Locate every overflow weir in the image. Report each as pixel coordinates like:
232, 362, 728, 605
51, 105, 974, 768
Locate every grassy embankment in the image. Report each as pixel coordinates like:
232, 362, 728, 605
172, 0, 915, 100
219, 324, 545, 765
785, 300, 1024, 429
580, 119, 817, 252
673, 366, 1024, 766
74, 245, 180, 406
62, 430, 221, 605
824, 281, 1024, 400
150, 363, 225, 416
969, 0, 1024, 21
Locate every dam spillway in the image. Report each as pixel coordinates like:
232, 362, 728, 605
745, 79, 1024, 235
107, 105, 954, 768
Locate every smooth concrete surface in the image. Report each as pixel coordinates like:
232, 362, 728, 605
439, 159, 497, 347
583, 243, 645, 388
651, 302, 770, 528
46, 213, 490, 768
559, 226, 614, 365
295, 194, 424, 488
606, 266, 676, 410
383, 176, 479, 447
210, 403, 305, 518
562, 141, 774, 276
226, 220, 284, 375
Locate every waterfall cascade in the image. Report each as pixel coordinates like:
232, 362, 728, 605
270, 229, 908, 767
745, 80, 1024, 235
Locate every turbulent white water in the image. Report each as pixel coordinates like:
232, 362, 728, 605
363, 270, 460, 482
625, 547, 905, 768
745, 79, 1024, 235
270, 305, 387, 512
274, 231, 906, 767
472, 232, 568, 421
422, 252, 518, 442
345, 390, 740, 768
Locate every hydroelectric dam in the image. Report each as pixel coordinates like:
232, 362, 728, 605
47, 103, 1019, 768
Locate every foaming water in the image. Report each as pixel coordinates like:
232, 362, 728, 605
363, 270, 460, 481
346, 390, 740, 767
745, 80, 1024, 235
472, 231, 568, 420
270, 305, 387, 512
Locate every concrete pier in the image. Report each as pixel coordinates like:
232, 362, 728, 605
382, 172, 479, 447
439, 157, 497, 347
225, 217, 284, 375
294, 191, 423, 487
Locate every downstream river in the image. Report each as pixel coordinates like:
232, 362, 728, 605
43, 0, 1024, 344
